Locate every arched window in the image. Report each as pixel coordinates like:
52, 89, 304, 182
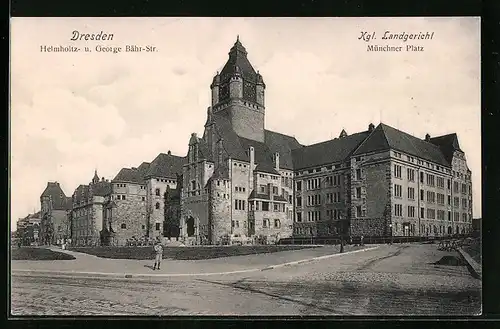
121, 223, 126, 229
155, 202, 160, 210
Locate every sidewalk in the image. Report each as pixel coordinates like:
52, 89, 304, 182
11, 245, 379, 278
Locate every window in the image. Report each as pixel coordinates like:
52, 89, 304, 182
420, 207, 425, 218
141, 225, 145, 229
296, 181, 302, 191
394, 204, 403, 217
356, 206, 362, 218
462, 183, 467, 194
454, 197, 459, 207
407, 168, 415, 182
262, 219, 269, 228
273, 187, 278, 195
437, 210, 445, 220
462, 198, 467, 210
453, 181, 459, 193
356, 187, 362, 199
356, 169, 362, 180
259, 185, 266, 194
274, 219, 281, 228
408, 187, 415, 200
394, 184, 402, 198
420, 189, 424, 201
121, 223, 126, 229
155, 223, 161, 231
122, 195, 126, 200
394, 165, 402, 179
427, 191, 435, 203
448, 195, 451, 205
420, 172, 424, 183
437, 177, 445, 189
155, 188, 160, 196
155, 202, 160, 209
447, 179, 451, 190
296, 212, 302, 222
142, 197, 145, 201
426, 174, 435, 187
427, 208, 436, 219
296, 197, 302, 207
334, 175, 341, 186
408, 206, 415, 218
262, 202, 269, 211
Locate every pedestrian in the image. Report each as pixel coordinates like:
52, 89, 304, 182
360, 235, 364, 246
153, 240, 163, 271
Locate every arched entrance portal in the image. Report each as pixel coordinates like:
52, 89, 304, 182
186, 216, 195, 237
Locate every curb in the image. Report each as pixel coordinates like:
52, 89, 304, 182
457, 247, 482, 280
260, 246, 379, 271
12, 246, 380, 279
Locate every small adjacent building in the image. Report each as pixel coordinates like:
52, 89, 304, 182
40, 182, 72, 245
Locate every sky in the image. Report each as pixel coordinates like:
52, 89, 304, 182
10, 17, 481, 231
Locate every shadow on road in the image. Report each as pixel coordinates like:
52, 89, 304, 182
196, 278, 347, 315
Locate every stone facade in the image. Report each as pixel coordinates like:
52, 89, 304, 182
40, 182, 72, 245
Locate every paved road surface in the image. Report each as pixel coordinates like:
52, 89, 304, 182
11, 244, 481, 316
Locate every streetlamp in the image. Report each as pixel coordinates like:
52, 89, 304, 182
389, 223, 393, 245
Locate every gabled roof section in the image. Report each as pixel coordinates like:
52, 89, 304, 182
220, 37, 258, 83
145, 152, 186, 179
92, 181, 112, 197
72, 184, 89, 204
197, 137, 213, 162
429, 133, 463, 164
292, 131, 370, 170
40, 182, 69, 210
264, 130, 303, 170
113, 168, 145, 184
137, 162, 150, 176
353, 123, 450, 166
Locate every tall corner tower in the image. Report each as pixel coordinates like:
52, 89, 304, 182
210, 36, 266, 142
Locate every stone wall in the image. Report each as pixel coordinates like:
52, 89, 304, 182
229, 102, 265, 143
209, 178, 232, 244
350, 157, 391, 237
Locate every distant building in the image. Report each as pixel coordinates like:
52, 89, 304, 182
70, 171, 112, 246
16, 211, 41, 246
40, 182, 72, 245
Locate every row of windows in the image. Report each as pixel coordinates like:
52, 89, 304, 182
307, 211, 321, 222
392, 204, 472, 222
262, 218, 281, 228
235, 199, 246, 211
307, 195, 321, 206
248, 201, 286, 212
393, 151, 452, 174
155, 178, 175, 184
325, 175, 342, 187
235, 186, 246, 193
306, 178, 321, 190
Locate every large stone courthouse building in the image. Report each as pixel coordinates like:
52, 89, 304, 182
39, 38, 474, 246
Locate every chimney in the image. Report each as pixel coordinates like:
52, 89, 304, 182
167, 150, 171, 155
368, 123, 375, 132
275, 152, 280, 171
101, 177, 105, 182
425, 133, 431, 142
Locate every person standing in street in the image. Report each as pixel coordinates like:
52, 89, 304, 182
153, 239, 163, 271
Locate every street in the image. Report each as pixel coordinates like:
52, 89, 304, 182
10, 244, 481, 316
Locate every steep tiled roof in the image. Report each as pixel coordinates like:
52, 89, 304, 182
429, 133, 462, 165
220, 38, 258, 83
146, 153, 186, 179
197, 138, 212, 162
264, 130, 303, 170
353, 124, 449, 166
91, 181, 112, 197
40, 182, 69, 210
292, 131, 370, 170
112, 168, 145, 184
72, 184, 89, 204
